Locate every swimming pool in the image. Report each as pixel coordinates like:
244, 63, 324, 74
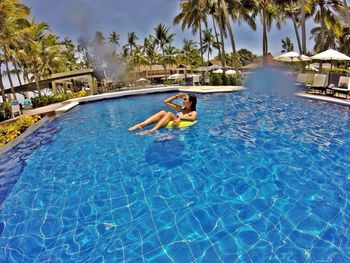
0, 91, 350, 262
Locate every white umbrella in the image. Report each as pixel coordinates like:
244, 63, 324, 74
208, 65, 220, 70
167, 73, 183, 80
311, 49, 350, 61
212, 69, 223, 74
225, 69, 236, 75
136, 78, 148, 82
274, 51, 311, 62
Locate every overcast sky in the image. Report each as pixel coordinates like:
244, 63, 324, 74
22, 0, 319, 56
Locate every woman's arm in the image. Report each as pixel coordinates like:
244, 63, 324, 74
164, 94, 182, 111
179, 111, 197, 121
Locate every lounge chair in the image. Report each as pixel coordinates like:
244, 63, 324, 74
307, 74, 328, 94
11, 100, 21, 118
331, 76, 350, 99
295, 73, 309, 85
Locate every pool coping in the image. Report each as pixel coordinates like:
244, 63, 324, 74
295, 92, 350, 107
55, 85, 245, 114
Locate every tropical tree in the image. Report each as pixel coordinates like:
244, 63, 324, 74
0, 0, 30, 100
19, 21, 55, 96
254, 0, 282, 63
77, 36, 92, 68
275, 0, 302, 53
153, 23, 175, 73
61, 37, 79, 71
224, 0, 257, 72
164, 45, 179, 68
120, 45, 129, 68
109, 31, 120, 55
93, 31, 106, 68
132, 45, 147, 74
202, 29, 215, 67
127, 32, 138, 55
309, 0, 343, 51
143, 36, 158, 72
281, 36, 294, 52
179, 39, 199, 72
206, 0, 226, 67
237, 48, 258, 66
173, 0, 207, 68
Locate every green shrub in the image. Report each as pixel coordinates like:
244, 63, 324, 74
222, 73, 228, 85
0, 102, 12, 121
31, 91, 87, 108
211, 74, 222, 86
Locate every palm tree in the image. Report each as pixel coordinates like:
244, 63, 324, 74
207, 0, 224, 66
173, 0, 207, 69
20, 21, 52, 96
127, 32, 138, 55
202, 29, 215, 67
180, 39, 198, 72
254, 0, 282, 63
109, 31, 120, 55
132, 45, 147, 75
225, 0, 257, 73
274, 0, 302, 53
77, 36, 92, 68
281, 36, 294, 52
310, 0, 343, 51
143, 36, 158, 72
0, 0, 30, 100
120, 45, 129, 68
153, 24, 175, 74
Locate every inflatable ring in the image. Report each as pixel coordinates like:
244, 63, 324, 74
165, 120, 197, 129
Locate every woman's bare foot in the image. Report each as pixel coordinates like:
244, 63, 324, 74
128, 124, 143, 131
137, 129, 155, 135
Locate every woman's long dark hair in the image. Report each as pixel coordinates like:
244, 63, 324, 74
188, 94, 197, 111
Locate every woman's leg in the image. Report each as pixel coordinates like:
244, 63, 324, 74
128, 110, 167, 130
138, 112, 176, 135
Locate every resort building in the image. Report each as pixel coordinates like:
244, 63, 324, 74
129, 64, 196, 82
4, 69, 99, 100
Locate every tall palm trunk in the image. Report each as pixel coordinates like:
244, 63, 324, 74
199, 23, 204, 67
220, 0, 239, 74
319, 5, 326, 50
218, 14, 226, 67
291, 14, 302, 53
4, 49, 17, 100
301, 0, 306, 54
212, 14, 223, 66
262, 10, 268, 64
13, 63, 23, 86
162, 48, 167, 77
34, 72, 41, 96
0, 69, 6, 102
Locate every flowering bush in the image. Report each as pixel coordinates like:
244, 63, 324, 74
0, 115, 41, 147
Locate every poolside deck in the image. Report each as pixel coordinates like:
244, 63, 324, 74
296, 92, 350, 107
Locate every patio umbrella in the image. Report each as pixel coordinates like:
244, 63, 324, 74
311, 49, 350, 81
311, 49, 350, 61
225, 69, 236, 75
212, 69, 223, 74
273, 51, 311, 62
167, 73, 183, 80
136, 78, 148, 82
208, 65, 220, 71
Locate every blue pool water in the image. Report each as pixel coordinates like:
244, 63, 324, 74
1, 90, 350, 262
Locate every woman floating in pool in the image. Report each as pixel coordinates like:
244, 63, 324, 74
129, 93, 197, 135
